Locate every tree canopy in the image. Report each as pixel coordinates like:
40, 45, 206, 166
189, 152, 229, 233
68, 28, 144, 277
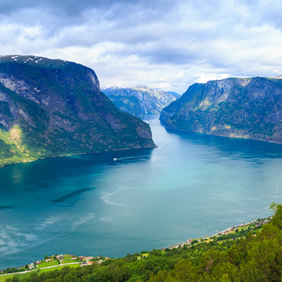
6, 203, 281, 281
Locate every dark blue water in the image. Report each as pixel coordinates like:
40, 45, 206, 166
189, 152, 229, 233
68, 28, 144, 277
0, 116, 281, 269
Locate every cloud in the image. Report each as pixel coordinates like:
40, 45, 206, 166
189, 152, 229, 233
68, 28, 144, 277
0, 0, 282, 93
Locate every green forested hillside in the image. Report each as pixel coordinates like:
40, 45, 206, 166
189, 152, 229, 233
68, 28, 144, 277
0, 56, 156, 168
6, 203, 281, 281
160, 77, 282, 144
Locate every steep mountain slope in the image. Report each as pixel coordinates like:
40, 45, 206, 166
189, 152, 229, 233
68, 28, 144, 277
0, 55, 156, 167
160, 77, 282, 144
102, 85, 180, 118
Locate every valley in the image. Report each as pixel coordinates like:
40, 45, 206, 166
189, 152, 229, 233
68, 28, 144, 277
0, 116, 281, 270
102, 85, 179, 118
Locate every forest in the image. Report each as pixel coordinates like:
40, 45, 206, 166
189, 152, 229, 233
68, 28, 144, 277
6, 203, 281, 281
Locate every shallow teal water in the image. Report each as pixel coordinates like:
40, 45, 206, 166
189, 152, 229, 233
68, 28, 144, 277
0, 116, 281, 269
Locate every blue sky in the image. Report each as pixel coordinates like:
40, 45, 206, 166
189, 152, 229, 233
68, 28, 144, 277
1, 0, 282, 93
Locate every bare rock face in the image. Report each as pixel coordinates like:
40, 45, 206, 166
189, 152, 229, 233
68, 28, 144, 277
102, 85, 180, 118
0, 55, 156, 167
160, 77, 282, 144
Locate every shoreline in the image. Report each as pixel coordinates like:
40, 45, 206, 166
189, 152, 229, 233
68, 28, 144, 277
0, 215, 271, 274
0, 146, 156, 170
164, 126, 282, 145
164, 216, 271, 250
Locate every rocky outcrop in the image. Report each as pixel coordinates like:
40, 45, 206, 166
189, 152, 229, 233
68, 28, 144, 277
102, 85, 180, 118
0, 55, 156, 167
160, 77, 282, 144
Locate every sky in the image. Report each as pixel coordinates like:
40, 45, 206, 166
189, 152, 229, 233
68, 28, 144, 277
1, 0, 282, 93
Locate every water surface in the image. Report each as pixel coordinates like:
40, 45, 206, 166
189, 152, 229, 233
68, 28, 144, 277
0, 116, 281, 269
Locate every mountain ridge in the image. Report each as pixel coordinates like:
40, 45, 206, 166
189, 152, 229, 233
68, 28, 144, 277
102, 85, 180, 118
160, 76, 282, 144
0, 55, 156, 168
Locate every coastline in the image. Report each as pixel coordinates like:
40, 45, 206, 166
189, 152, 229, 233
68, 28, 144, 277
164, 216, 271, 250
0, 215, 271, 275
0, 146, 156, 170
164, 126, 282, 145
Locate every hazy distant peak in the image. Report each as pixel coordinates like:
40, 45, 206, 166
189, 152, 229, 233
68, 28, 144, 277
133, 85, 150, 90
103, 85, 180, 118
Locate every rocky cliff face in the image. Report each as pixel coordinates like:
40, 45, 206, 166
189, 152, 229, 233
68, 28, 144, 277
0, 55, 156, 167
102, 85, 180, 118
160, 77, 282, 144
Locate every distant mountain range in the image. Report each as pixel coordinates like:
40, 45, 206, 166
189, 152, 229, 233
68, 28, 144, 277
160, 76, 282, 144
0, 55, 156, 168
102, 85, 180, 118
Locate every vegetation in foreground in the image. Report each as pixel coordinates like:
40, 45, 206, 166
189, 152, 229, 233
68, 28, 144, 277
3, 203, 281, 281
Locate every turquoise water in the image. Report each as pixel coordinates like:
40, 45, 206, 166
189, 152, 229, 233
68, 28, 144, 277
0, 116, 281, 269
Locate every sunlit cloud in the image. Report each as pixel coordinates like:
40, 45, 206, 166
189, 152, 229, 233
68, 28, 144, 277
0, 0, 281, 93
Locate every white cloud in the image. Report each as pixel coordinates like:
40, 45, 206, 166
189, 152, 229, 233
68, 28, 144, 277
0, 0, 282, 93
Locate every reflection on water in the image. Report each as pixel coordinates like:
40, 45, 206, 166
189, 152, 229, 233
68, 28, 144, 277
0, 116, 281, 269
174, 131, 282, 160
50, 188, 95, 204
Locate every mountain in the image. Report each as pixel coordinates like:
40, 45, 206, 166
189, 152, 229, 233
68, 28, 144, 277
160, 76, 282, 144
102, 85, 180, 118
0, 55, 156, 168
167, 91, 181, 99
